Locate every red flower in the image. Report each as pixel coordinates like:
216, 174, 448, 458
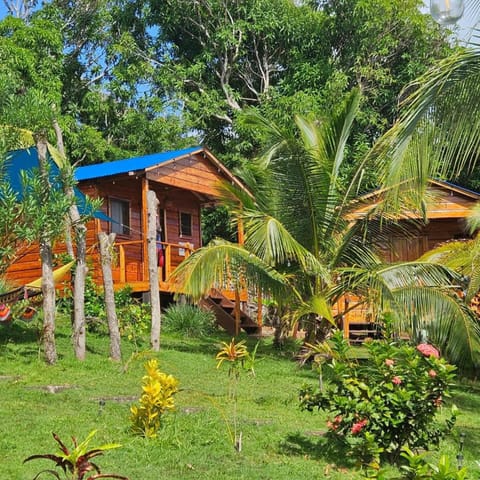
385, 359, 394, 367
417, 343, 440, 359
327, 416, 342, 431
351, 419, 368, 435
428, 369, 437, 378
392, 376, 402, 385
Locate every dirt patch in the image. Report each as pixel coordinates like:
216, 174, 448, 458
92, 395, 138, 403
0, 375, 21, 381
27, 385, 78, 393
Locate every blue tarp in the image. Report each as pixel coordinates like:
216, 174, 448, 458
2, 147, 112, 222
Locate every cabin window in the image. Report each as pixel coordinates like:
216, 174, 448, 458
109, 198, 130, 235
179, 211, 192, 237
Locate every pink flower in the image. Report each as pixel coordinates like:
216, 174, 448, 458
417, 343, 440, 359
327, 416, 342, 431
428, 369, 437, 378
351, 419, 368, 435
385, 359, 395, 367
392, 376, 402, 385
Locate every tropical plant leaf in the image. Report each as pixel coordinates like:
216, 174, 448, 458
170, 239, 292, 301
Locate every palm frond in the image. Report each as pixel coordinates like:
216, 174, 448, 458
169, 239, 292, 301
390, 286, 480, 369
372, 49, 480, 207
242, 211, 329, 278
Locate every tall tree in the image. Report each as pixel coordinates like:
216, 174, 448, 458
147, 0, 452, 158
98, 232, 122, 361
52, 120, 90, 361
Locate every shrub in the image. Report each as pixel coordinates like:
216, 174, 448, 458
162, 303, 216, 337
400, 447, 468, 480
130, 359, 179, 438
299, 332, 457, 465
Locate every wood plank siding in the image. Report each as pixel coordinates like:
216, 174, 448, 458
4, 149, 244, 297
340, 180, 480, 338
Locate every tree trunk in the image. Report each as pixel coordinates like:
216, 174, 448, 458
53, 119, 88, 360
98, 232, 122, 361
35, 134, 57, 365
147, 190, 161, 351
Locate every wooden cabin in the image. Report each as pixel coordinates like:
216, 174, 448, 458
4, 146, 260, 335
340, 179, 480, 342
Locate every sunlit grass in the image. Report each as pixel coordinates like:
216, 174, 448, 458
0, 315, 478, 479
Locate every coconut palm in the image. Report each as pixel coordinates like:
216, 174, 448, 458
371, 47, 480, 210
172, 89, 480, 368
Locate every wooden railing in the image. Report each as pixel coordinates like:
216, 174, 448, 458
114, 239, 194, 286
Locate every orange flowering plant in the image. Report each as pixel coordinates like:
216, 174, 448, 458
215, 338, 257, 452
299, 332, 457, 465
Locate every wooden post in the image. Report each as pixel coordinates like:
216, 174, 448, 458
343, 296, 350, 341
98, 232, 122, 361
237, 217, 245, 245
165, 244, 171, 280
257, 290, 263, 327
234, 288, 241, 336
119, 245, 126, 283
147, 190, 162, 351
141, 177, 149, 282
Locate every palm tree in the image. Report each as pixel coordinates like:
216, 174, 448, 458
172, 89, 480, 368
371, 48, 480, 210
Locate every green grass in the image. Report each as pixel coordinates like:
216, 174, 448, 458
0, 317, 479, 479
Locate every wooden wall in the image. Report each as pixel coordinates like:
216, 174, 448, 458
78, 175, 202, 287
378, 218, 469, 263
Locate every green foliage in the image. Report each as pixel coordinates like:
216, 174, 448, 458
117, 301, 150, 349
59, 281, 150, 344
23, 430, 127, 480
299, 333, 458, 464
130, 359, 179, 438
201, 206, 237, 244
162, 303, 216, 338
400, 447, 468, 480
2, 317, 480, 478
215, 338, 257, 451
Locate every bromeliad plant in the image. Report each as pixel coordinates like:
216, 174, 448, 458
130, 359, 179, 438
299, 332, 457, 466
23, 430, 127, 479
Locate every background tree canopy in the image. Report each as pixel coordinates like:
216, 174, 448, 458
0, 0, 455, 173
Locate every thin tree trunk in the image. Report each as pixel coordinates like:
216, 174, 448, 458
53, 119, 88, 360
147, 190, 161, 351
35, 133, 57, 365
98, 231, 121, 361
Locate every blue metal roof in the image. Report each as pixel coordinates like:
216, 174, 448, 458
75, 146, 202, 181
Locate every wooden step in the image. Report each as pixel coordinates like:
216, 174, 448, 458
199, 295, 261, 335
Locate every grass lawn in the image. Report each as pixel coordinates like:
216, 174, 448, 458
0, 316, 479, 479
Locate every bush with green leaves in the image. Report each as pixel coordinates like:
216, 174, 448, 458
399, 447, 468, 480
162, 303, 216, 337
299, 332, 457, 465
